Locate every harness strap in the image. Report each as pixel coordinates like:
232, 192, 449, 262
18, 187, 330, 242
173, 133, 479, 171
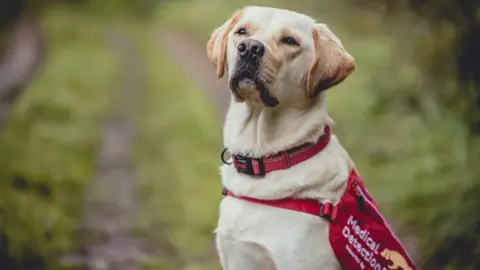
221, 170, 364, 221
222, 188, 337, 221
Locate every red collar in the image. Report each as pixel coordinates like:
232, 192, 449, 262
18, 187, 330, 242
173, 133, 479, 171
227, 125, 331, 177
221, 125, 334, 219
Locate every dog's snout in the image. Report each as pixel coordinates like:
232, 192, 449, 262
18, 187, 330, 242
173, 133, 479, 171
237, 39, 265, 60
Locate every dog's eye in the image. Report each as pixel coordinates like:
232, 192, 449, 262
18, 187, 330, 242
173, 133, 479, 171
280, 36, 299, 46
235, 28, 247, 35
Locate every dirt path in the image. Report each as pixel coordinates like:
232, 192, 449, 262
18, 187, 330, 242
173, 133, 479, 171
63, 25, 222, 270
82, 29, 150, 270
64, 28, 151, 270
158, 27, 230, 115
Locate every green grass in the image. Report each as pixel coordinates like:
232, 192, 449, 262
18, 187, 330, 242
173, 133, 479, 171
0, 5, 120, 268
133, 25, 222, 270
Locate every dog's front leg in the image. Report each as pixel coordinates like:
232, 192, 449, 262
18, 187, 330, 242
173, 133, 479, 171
215, 233, 277, 270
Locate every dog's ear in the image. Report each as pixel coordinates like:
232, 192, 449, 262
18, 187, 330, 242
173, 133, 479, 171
207, 9, 243, 78
305, 23, 355, 97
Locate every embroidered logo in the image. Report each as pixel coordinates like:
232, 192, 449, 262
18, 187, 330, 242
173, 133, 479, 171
380, 249, 413, 270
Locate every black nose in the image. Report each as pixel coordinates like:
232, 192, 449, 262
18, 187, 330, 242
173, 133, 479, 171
237, 39, 265, 59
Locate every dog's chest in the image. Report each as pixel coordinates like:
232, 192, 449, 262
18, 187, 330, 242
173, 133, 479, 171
216, 196, 340, 268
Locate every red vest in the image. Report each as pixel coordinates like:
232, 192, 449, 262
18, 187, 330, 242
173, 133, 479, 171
329, 170, 416, 270
224, 170, 417, 270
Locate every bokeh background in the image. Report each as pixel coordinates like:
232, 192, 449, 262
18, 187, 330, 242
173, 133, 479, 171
0, 0, 479, 269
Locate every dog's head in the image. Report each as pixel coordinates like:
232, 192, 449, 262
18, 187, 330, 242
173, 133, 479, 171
207, 6, 355, 108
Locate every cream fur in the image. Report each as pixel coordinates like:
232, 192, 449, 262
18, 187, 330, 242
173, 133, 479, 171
208, 6, 357, 270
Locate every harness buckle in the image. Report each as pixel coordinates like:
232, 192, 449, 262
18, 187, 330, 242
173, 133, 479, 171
319, 202, 333, 221
234, 155, 265, 176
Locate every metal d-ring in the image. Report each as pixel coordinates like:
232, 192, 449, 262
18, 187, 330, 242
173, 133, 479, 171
221, 148, 232, 165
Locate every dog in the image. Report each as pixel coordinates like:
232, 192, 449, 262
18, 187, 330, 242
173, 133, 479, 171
207, 6, 414, 270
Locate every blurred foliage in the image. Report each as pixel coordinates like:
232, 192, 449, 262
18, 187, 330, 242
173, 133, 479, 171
0, 0, 152, 49
133, 27, 222, 270
386, 1, 480, 269
0, 0, 163, 29
0, 0, 167, 268
84, 0, 162, 17
0, 5, 120, 269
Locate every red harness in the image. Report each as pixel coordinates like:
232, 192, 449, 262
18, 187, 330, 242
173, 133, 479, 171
222, 126, 417, 270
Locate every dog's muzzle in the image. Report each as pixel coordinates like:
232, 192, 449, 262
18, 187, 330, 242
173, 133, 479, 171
230, 38, 279, 107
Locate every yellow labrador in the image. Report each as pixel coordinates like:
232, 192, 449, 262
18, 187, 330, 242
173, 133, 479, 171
206, 6, 412, 270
